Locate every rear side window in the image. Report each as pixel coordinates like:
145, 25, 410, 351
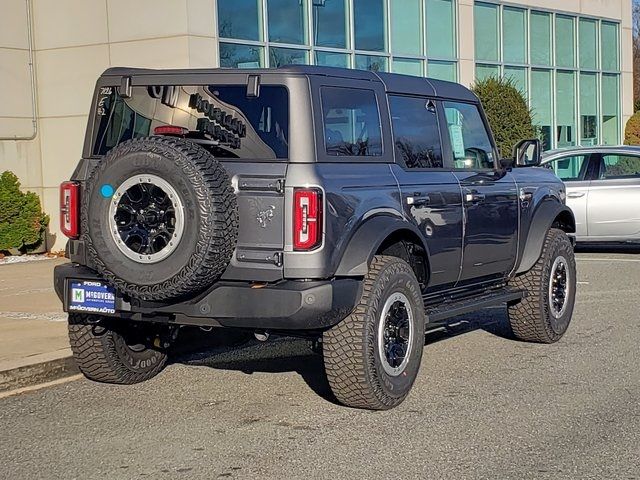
547, 155, 590, 181
321, 87, 382, 156
600, 154, 640, 179
443, 101, 495, 169
389, 95, 443, 169
92, 85, 289, 159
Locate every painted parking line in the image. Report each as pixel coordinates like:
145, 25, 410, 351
576, 257, 640, 263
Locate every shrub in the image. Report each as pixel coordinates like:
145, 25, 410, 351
624, 111, 640, 146
472, 76, 537, 159
0, 171, 49, 253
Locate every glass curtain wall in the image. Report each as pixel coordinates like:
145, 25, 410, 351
474, 2, 622, 148
217, 0, 458, 81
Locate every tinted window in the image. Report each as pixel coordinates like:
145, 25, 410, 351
443, 102, 495, 169
389, 95, 443, 169
93, 85, 289, 159
321, 87, 382, 157
600, 154, 640, 179
547, 155, 590, 181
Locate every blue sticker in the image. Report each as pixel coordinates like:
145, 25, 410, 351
100, 184, 114, 198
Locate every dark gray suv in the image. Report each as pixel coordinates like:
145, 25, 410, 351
55, 66, 576, 410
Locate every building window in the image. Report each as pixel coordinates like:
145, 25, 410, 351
530, 11, 551, 66
218, 0, 261, 41
353, 0, 385, 52
392, 58, 423, 77
555, 15, 576, 69
391, 0, 422, 56
428, 60, 457, 82
474, 2, 500, 62
355, 54, 388, 72
504, 66, 527, 96
556, 71, 576, 147
267, 0, 307, 45
269, 47, 308, 67
315, 51, 349, 68
216, 0, 458, 79
579, 19, 598, 70
427, 0, 456, 59
531, 69, 553, 151
503, 7, 527, 65
313, 0, 347, 49
580, 73, 598, 145
601, 22, 619, 72
219, 43, 264, 68
473, 2, 621, 149
602, 74, 620, 145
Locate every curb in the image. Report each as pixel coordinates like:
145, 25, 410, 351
0, 349, 79, 393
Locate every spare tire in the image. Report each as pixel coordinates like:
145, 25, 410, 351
82, 136, 238, 301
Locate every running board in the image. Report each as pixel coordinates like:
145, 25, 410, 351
424, 289, 524, 323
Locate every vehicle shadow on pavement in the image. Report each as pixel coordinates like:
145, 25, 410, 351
172, 329, 339, 404
574, 244, 640, 254
169, 308, 515, 404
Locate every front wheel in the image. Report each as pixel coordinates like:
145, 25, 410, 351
68, 314, 168, 384
323, 255, 426, 410
508, 228, 577, 343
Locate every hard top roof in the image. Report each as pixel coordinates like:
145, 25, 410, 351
101, 65, 478, 102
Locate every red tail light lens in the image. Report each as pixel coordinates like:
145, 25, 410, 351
293, 188, 322, 251
154, 125, 189, 136
60, 181, 80, 239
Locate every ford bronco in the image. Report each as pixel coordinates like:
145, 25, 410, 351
54, 66, 576, 410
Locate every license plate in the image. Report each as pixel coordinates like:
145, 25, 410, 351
68, 280, 116, 315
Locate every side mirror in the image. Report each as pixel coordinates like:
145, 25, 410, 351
513, 139, 542, 167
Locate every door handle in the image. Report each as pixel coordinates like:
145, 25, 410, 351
464, 191, 486, 204
406, 194, 431, 207
567, 192, 586, 199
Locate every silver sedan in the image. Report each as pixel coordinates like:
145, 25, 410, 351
542, 146, 640, 243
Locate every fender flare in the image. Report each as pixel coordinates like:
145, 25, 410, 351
516, 200, 575, 274
334, 215, 428, 277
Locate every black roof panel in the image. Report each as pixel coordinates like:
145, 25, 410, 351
101, 65, 478, 102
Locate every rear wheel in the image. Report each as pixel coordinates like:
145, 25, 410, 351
508, 228, 576, 343
323, 255, 425, 410
68, 314, 168, 384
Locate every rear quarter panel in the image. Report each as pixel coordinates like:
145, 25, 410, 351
283, 163, 402, 279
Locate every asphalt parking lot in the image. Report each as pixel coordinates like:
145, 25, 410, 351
1, 249, 639, 480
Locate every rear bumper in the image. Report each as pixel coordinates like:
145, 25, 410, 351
54, 263, 361, 331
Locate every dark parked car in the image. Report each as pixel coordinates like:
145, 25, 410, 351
55, 66, 576, 410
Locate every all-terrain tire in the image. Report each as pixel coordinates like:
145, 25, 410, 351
508, 228, 576, 343
82, 136, 238, 301
68, 314, 167, 384
323, 255, 426, 410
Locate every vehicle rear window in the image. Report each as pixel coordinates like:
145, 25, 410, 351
321, 87, 382, 157
92, 85, 289, 159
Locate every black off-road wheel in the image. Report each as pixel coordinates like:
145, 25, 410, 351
508, 228, 576, 343
323, 255, 426, 410
68, 314, 168, 384
82, 136, 238, 301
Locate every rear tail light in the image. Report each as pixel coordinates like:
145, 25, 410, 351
293, 188, 322, 251
154, 125, 189, 136
60, 181, 80, 239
